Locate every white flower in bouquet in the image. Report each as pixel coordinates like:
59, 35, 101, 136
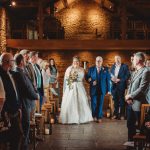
66, 71, 78, 90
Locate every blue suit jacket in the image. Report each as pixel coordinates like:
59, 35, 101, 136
110, 63, 130, 91
86, 66, 111, 96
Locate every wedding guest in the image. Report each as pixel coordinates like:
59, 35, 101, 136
49, 58, 59, 96
29, 51, 44, 112
41, 60, 51, 101
14, 53, 38, 150
145, 59, 150, 104
86, 56, 111, 123
0, 76, 5, 112
0, 53, 22, 150
41, 61, 50, 87
146, 59, 150, 67
130, 54, 135, 75
20, 50, 37, 120
126, 52, 150, 141
110, 56, 130, 120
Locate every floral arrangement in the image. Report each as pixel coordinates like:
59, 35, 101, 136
66, 71, 78, 89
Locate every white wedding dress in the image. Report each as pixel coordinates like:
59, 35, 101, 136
60, 66, 93, 124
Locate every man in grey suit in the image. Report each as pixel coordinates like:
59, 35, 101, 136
125, 52, 150, 141
145, 59, 150, 104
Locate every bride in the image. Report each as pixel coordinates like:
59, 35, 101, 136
60, 56, 93, 124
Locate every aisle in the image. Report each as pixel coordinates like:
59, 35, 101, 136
36, 118, 128, 150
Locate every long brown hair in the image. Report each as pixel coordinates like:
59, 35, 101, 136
49, 58, 57, 72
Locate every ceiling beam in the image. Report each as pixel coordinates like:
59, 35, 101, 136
6, 39, 150, 50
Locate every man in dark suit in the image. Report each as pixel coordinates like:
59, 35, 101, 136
110, 56, 130, 120
28, 51, 44, 112
86, 56, 111, 123
14, 53, 38, 150
0, 53, 22, 150
126, 52, 150, 141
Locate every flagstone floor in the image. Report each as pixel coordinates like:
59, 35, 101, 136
36, 118, 128, 150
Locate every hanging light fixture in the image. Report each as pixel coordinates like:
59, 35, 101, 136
10, 1, 16, 7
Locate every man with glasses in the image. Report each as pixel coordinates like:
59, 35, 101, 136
0, 52, 22, 150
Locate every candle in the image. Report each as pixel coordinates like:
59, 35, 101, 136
45, 128, 49, 135
83, 61, 86, 70
107, 112, 110, 118
51, 118, 55, 124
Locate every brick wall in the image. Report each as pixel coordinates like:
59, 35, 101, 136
56, 0, 112, 39
0, 8, 6, 53
41, 50, 148, 107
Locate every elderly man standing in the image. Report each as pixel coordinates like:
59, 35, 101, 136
126, 52, 150, 141
110, 56, 130, 120
0, 76, 5, 112
86, 56, 111, 123
0, 53, 22, 150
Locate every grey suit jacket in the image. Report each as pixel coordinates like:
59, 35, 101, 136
146, 67, 150, 104
127, 67, 150, 111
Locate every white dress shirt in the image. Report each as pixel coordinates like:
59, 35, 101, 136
97, 67, 101, 73
7, 71, 18, 100
114, 64, 121, 77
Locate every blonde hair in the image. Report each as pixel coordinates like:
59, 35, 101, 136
41, 60, 49, 70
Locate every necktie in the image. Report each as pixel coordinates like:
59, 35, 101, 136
97, 67, 100, 74
34, 64, 41, 88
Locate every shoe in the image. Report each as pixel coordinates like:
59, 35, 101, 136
111, 115, 117, 119
98, 119, 102, 123
120, 116, 125, 120
50, 88, 58, 96
93, 118, 97, 122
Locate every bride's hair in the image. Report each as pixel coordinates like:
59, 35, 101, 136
73, 56, 80, 62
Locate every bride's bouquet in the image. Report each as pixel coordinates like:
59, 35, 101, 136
66, 71, 78, 90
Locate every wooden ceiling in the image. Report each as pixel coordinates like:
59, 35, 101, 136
1, 0, 150, 20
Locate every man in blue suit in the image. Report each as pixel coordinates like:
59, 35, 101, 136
110, 56, 130, 120
86, 56, 111, 123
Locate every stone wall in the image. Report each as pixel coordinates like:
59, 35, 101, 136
0, 8, 6, 53
41, 50, 149, 104
56, 0, 111, 39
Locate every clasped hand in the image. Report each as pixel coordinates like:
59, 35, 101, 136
111, 77, 120, 83
125, 95, 133, 105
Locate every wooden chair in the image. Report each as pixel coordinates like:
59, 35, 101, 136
29, 121, 36, 150
140, 104, 150, 127
41, 105, 52, 135
133, 104, 150, 149
49, 83, 59, 112
35, 113, 45, 139
133, 134, 147, 150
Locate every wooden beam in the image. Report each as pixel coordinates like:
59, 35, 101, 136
120, 0, 127, 40
6, 39, 150, 51
38, 0, 43, 39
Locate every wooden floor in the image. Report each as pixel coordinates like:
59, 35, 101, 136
36, 118, 128, 150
